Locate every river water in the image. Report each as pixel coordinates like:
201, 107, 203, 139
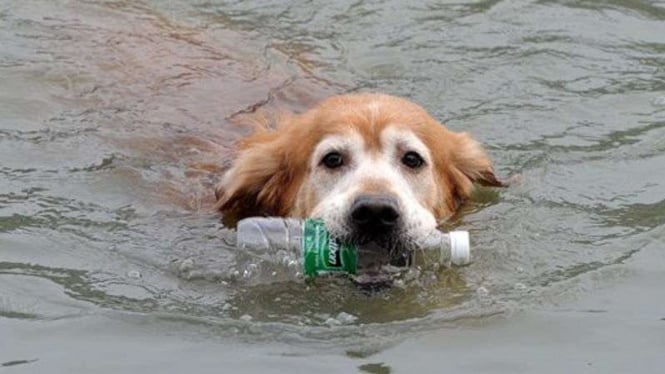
1, 0, 664, 372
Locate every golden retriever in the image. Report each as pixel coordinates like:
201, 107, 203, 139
215, 93, 503, 264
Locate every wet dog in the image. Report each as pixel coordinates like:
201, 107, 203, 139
215, 93, 504, 267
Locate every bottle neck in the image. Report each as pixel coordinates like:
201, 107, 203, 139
416, 231, 451, 251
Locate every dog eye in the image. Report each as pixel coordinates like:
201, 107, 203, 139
402, 151, 425, 169
321, 151, 344, 169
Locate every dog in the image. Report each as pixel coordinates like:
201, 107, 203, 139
215, 93, 504, 267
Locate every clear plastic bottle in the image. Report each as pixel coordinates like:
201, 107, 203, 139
231, 217, 470, 284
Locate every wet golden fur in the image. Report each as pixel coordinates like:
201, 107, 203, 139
215, 94, 502, 222
215, 93, 503, 223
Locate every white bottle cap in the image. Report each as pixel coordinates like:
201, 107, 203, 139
448, 231, 471, 265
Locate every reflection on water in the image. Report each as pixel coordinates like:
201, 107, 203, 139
1, 0, 665, 349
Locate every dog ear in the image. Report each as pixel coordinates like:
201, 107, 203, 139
214, 131, 304, 220
447, 131, 505, 200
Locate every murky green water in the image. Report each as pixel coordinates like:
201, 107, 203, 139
2, 0, 664, 372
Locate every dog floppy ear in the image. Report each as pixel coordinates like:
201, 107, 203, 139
447, 131, 505, 200
214, 130, 304, 220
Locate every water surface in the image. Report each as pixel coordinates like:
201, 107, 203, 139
1, 0, 664, 372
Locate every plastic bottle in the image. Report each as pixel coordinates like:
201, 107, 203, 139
231, 217, 470, 284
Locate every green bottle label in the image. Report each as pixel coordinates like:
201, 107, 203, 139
302, 219, 357, 277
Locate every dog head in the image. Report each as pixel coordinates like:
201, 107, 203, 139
216, 94, 503, 266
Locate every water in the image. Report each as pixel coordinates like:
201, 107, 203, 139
1, 0, 664, 372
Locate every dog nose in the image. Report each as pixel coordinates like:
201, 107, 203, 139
349, 194, 401, 235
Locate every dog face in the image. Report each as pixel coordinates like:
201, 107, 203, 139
216, 94, 502, 265
304, 127, 439, 245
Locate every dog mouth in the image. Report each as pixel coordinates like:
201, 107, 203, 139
355, 241, 411, 267
345, 235, 415, 285
326, 223, 421, 285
